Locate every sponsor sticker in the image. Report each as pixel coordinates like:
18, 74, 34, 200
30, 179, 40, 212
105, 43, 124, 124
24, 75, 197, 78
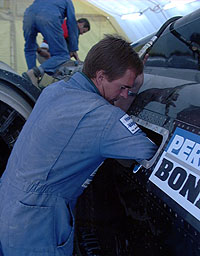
149, 127, 200, 221
120, 114, 140, 134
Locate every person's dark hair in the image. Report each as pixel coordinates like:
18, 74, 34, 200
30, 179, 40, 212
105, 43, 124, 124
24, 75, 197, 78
82, 35, 143, 81
77, 18, 90, 31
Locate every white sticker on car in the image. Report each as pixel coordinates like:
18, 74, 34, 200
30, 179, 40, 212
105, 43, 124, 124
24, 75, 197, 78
149, 127, 200, 221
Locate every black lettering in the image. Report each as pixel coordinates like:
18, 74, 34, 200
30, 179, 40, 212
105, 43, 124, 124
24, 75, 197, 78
168, 167, 187, 190
155, 158, 173, 181
179, 174, 200, 203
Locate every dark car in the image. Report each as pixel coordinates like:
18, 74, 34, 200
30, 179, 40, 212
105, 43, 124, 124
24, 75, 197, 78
75, 8, 200, 256
0, 8, 200, 256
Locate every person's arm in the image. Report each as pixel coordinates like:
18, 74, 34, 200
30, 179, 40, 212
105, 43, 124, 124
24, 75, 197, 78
37, 47, 51, 59
65, 0, 79, 52
100, 107, 157, 161
70, 51, 79, 61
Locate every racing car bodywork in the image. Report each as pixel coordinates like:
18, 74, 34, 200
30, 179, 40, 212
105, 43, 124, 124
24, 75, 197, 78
0, 8, 200, 256
75, 8, 200, 256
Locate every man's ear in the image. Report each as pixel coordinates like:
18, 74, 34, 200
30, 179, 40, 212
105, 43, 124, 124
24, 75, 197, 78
95, 70, 105, 85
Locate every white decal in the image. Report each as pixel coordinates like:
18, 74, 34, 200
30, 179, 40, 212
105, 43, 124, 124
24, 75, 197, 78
120, 114, 139, 134
149, 127, 200, 221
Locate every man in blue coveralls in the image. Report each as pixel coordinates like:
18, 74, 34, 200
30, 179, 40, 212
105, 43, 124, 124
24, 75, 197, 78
22, 0, 79, 88
0, 35, 157, 256
36, 18, 91, 64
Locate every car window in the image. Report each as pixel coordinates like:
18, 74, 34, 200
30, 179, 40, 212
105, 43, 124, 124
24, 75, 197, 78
146, 15, 200, 70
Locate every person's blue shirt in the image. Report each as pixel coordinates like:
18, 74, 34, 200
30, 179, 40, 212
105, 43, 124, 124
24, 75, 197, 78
0, 72, 157, 256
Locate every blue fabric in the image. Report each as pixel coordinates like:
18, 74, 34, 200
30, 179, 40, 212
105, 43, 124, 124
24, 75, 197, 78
0, 72, 157, 255
23, 0, 78, 74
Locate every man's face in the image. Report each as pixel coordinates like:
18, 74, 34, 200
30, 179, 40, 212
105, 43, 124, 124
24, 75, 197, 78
114, 73, 144, 111
78, 23, 89, 35
95, 69, 137, 104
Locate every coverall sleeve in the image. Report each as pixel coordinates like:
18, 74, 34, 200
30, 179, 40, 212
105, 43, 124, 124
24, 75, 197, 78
100, 108, 157, 161
65, 0, 79, 52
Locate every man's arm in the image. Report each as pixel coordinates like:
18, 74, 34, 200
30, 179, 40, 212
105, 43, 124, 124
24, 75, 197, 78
70, 51, 79, 61
37, 47, 51, 59
65, 0, 79, 53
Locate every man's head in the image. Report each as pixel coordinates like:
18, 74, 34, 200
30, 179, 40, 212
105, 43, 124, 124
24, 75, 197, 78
82, 35, 143, 104
77, 18, 90, 35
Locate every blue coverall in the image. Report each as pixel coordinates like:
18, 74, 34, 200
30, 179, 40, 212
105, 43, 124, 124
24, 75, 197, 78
23, 0, 78, 74
0, 72, 157, 256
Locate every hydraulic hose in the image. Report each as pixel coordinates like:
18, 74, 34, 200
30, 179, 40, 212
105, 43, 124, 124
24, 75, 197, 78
138, 16, 182, 59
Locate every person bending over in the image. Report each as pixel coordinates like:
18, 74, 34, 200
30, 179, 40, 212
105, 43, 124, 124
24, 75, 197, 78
22, 0, 79, 88
0, 35, 157, 256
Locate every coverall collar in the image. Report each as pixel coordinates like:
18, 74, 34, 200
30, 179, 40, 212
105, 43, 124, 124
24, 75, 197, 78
73, 72, 101, 96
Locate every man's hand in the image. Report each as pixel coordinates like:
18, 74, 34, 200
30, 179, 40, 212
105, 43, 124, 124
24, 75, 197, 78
70, 51, 79, 61
37, 47, 51, 59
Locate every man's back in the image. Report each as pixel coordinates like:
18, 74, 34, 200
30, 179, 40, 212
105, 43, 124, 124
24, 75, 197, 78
28, 0, 73, 18
3, 72, 156, 199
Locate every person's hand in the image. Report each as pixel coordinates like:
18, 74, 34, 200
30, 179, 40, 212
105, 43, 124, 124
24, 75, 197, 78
37, 47, 51, 59
70, 51, 79, 61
